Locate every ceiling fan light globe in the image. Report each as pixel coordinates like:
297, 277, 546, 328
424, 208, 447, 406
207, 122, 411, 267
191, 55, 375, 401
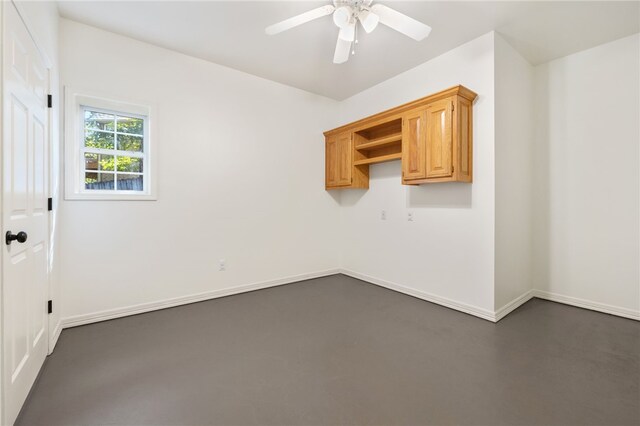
359, 10, 379, 33
333, 6, 353, 29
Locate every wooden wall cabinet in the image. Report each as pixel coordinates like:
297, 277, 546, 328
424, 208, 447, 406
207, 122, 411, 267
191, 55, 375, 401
325, 131, 368, 189
324, 85, 476, 190
402, 95, 473, 184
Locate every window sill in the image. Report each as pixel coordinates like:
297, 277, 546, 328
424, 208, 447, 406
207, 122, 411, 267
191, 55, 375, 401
65, 193, 157, 201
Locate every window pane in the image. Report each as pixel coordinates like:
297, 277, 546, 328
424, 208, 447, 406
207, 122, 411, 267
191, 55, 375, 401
117, 116, 143, 135
85, 172, 114, 190
117, 134, 143, 152
85, 130, 115, 150
85, 110, 115, 131
116, 156, 143, 172
85, 153, 114, 171
117, 174, 144, 191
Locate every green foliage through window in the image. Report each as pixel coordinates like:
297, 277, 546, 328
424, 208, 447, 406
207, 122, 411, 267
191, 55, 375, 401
116, 116, 143, 135
83, 108, 146, 191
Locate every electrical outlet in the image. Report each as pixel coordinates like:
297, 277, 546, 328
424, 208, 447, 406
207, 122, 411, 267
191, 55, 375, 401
219, 259, 226, 271
381, 210, 386, 220
407, 212, 414, 222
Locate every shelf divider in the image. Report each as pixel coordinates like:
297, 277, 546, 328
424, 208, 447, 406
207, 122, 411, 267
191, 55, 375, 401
353, 152, 402, 166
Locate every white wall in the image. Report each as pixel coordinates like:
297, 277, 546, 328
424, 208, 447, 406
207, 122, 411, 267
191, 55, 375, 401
494, 34, 535, 311
57, 21, 639, 324
533, 33, 640, 318
59, 19, 341, 322
337, 33, 497, 316
12, 0, 62, 350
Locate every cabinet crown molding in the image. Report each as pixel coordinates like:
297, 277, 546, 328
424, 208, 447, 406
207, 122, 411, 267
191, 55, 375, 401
324, 85, 477, 137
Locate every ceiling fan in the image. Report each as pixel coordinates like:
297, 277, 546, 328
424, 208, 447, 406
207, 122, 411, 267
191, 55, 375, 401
265, 0, 432, 64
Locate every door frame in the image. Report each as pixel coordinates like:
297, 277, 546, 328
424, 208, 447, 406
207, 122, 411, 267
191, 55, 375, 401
0, 1, 54, 423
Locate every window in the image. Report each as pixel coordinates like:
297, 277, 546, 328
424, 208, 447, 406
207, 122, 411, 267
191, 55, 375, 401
82, 108, 146, 192
65, 89, 156, 200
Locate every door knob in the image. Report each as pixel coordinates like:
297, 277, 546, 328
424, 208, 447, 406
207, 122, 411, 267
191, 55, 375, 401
6, 231, 28, 245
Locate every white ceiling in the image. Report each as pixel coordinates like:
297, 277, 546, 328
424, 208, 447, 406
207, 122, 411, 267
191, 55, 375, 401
56, 1, 639, 100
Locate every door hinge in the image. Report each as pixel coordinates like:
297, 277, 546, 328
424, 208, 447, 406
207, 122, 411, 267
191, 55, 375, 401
48, 197, 53, 211
47, 300, 52, 314
47, 94, 52, 108
451, 101, 455, 112
452, 166, 455, 174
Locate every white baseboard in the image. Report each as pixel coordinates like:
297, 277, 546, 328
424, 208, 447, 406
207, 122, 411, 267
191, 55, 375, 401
61, 269, 340, 329
533, 290, 640, 321
340, 271, 640, 322
340, 269, 498, 322
48, 320, 62, 354
59, 269, 639, 332
494, 290, 535, 322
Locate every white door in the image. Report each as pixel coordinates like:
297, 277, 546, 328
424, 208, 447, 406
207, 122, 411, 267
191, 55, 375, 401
2, 3, 49, 425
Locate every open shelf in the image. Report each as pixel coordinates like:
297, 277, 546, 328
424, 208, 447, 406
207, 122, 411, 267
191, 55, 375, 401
354, 152, 402, 166
353, 118, 403, 167
355, 133, 402, 151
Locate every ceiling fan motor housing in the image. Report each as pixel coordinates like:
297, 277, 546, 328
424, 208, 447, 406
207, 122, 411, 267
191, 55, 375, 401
333, 0, 375, 28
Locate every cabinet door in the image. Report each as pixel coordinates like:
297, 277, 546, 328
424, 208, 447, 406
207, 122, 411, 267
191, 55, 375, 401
402, 109, 427, 180
325, 132, 352, 188
325, 135, 339, 187
425, 98, 453, 178
336, 132, 353, 186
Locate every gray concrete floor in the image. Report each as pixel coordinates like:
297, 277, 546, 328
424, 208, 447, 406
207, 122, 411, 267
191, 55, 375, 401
16, 274, 640, 425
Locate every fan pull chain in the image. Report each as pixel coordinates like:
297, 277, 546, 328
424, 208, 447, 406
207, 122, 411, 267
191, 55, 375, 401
352, 23, 358, 55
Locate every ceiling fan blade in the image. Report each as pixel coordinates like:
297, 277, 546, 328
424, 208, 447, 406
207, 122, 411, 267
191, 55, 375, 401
265, 5, 335, 35
370, 4, 431, 41
333, 35, 351, 64
338, 22, 355, 42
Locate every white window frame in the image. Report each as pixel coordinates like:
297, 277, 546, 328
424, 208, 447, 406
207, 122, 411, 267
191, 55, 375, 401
64, 87, 157, 200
